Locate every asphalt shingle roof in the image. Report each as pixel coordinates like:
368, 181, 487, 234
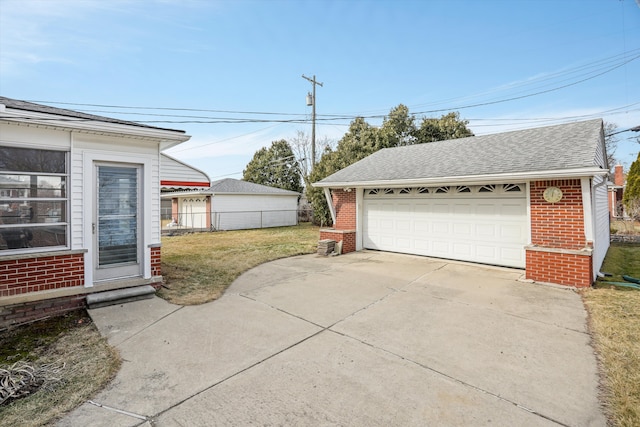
208, 178, 300, 195
316, 119, 605, 186
0, 96, 185, 133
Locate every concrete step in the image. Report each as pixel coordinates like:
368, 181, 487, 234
86, 285, 156, 309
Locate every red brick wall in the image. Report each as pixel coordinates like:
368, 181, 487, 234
525, 250, 593, 288
0, 295, 85, 329
332, 189, 356, 230
151, 246, 162, 277
0, 253, 84, 297
320, 230, 356, 254
530, 180, 587, 250
527, 179, 593, 287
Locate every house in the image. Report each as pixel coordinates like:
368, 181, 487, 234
159, 153, 211, 224
608, 164, 625, 218
0, 96, 190, 328
313, 119, 610, 288
162, 178, 300, 231
160, 153, 210, 191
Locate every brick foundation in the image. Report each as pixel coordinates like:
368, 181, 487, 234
0, 252, 85, 297
525, 248, 593, 288
151, 246, 162, 277
0, 294, 86, 329
320, 229, 356, 254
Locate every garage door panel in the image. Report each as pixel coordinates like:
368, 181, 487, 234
453, 223, 472, 236
363, 193, 527, 268
476, 223, 497, 237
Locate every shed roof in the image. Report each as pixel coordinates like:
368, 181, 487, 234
315, 119, 607, 187
162, 178, 300, 198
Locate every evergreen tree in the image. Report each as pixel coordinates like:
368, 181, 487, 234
243, 139, 303, 193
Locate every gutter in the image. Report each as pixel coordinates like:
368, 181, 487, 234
312, 167, 609, 188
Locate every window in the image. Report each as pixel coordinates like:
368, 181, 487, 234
503, 184, 523, 192
0, 146, 68, 251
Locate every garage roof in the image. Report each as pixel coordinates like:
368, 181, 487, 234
162, 178, 300, 197
314, 119, 607, 187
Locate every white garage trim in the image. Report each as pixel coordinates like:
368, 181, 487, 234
362, 184, 528, 268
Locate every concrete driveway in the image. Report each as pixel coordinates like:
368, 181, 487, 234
58, 251, 605, 426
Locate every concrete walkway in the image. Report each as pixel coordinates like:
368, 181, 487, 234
58, 251, 606, 426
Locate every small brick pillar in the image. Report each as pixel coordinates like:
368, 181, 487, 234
320, 189, 357, 254
525, 180, 593, 287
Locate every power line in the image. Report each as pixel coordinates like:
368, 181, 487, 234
23, 50, 639, 125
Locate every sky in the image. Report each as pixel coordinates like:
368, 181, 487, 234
1, 0, 639, 180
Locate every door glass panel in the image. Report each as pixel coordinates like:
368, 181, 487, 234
98, 166, 138, 267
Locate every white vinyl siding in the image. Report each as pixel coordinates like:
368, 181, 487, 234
160, 154, 209, 184
212, 194, 298, 230
592, 175, 610, 276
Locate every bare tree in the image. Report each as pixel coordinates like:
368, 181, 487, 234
290, 130, 334, 181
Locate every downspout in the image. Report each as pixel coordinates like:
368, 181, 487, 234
323, 187, 337, 226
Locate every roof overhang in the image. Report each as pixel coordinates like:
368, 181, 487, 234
161, 191, 300, 198
312, 167, 609, 188
1, 106, 191, 147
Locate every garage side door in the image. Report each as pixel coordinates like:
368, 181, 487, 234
363, 184, 527, 268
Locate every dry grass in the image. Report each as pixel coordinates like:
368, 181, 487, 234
0, 311, 121, 427
582, 242, 640, 426
583, 288, 640, 426
610, 219, 640, 235
159, 223, 320, 305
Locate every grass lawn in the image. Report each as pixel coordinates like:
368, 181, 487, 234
0, 311, 120, 427
582, 242, 640, 427
159, 222, 319, 305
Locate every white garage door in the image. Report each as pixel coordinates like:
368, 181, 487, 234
180, 197, 208, 229
363, 184, 528, 268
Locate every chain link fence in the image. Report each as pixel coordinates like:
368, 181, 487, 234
161, 208, 314, 233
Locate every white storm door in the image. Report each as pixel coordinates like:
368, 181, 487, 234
93, 164, 142, 281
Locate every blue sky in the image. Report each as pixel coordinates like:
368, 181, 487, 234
1, 0, 639, 179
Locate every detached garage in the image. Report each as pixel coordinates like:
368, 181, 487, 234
162, 178, 300, 231
313, 119, 610, 288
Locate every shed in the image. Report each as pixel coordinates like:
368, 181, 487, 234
0, 96, 190, 328
313, 119, 610, 288
162, 178, 300, 231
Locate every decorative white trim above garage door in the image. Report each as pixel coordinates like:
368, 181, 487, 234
363, 183, 528, 268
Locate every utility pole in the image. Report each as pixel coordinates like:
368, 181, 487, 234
302, 74, 323, 167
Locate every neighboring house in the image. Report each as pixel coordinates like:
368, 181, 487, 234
0, 96, 190, 328
160, 153, 210, 191
162, 178, 300, 231
313, 119, 610, 288
159, 153, 211, 223
608, 164, 625, 218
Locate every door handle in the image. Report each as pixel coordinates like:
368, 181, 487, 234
92, 223, 96, 234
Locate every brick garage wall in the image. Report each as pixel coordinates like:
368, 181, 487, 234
319, 230, 356, 254
530, 179, 587, 249
527, 179, 593, 287
0, 253, 84, 297
332, 189, 356, 230
526, 250, 593, 288
1, 295, 86, 330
